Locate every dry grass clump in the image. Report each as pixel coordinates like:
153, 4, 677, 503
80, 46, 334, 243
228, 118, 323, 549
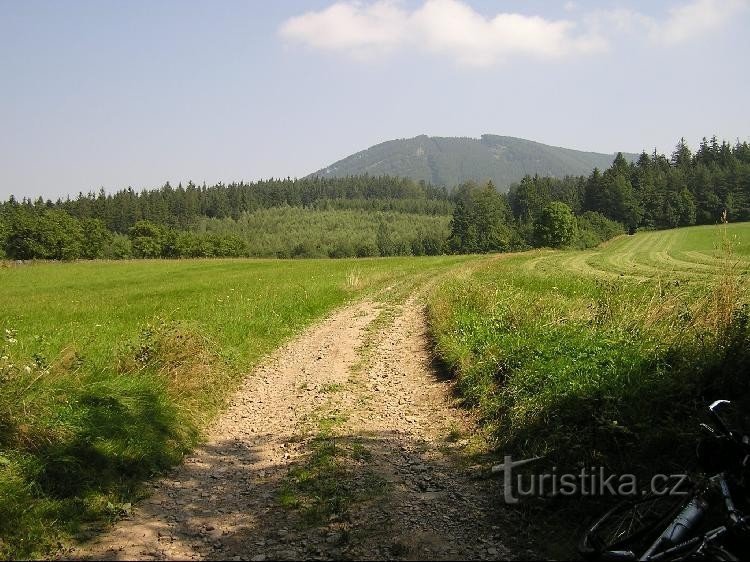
344, 268, 362, 291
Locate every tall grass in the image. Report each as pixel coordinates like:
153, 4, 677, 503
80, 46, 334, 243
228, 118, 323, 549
428, 223, 750, 473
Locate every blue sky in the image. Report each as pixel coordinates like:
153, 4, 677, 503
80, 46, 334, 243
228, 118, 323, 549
1, 0, 749, 200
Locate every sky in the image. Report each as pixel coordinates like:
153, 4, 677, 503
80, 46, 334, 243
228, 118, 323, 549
1, 0, 749, 201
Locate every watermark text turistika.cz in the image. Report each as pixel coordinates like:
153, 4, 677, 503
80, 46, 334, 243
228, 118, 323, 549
492, 455, 689, 504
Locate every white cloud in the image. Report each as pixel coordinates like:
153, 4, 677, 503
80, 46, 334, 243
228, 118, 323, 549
586, 0, 748, 45
279, 0, 747, 66
279, 1, 409, 59
656, 0, 747, 45
584, 8, 655, 36
410, 0, 604, 66
279, 0, 604, 66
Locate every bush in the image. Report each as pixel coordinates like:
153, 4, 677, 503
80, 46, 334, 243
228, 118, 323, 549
0, 213, 9, 259
210, 234, 247, 258
104, 234, 133, 259
80, 219, 113, 259
329, 240, 356, 259
3, 208, 84, 260
534, 202, 577, 248
292, 241, 326, 259
129, 221, 165, 259
576, 211, 625, 248
355, 242, 379, 258
421, 232, 446, 255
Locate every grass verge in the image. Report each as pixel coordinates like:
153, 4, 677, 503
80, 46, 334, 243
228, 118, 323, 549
428, 223, 750, 556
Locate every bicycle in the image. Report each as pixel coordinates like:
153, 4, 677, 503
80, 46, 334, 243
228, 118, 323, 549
579, 400, 750, 561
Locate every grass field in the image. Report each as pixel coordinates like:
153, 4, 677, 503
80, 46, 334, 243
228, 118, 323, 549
428, 222, 750, 555
430, 222, 750, 468
524, 223, 750, 281
2, 223, 749, 559
0, 255, 473, 559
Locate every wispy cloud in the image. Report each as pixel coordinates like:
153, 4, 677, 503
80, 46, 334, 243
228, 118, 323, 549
409, 0, 604, 66
279, 0, 747, 67
279, 0, 604, 66
585, 0, 747, 45
656, 0, 747, 44
279, 1, 408, 59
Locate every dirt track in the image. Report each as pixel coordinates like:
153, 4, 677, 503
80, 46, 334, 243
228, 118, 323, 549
73, 284, 524, 560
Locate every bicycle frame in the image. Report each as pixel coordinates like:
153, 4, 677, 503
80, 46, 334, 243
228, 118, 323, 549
581, 400, 750, 561
614, 473, 747, 561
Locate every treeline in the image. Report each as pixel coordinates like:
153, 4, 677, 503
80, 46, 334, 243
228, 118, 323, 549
0, 207, 113, 260
0, 175, 454, 260
447, 182, 624, 253
1, 135, 748, 260
509, 136, 750, 233
0, 206, 248, 260
448, 136, 750, 253
6, 175, 450, 233
195, 207, 449, 258
0, 204, 450, 260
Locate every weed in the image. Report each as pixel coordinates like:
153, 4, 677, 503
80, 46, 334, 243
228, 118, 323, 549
279, 434, 386, 525
345, 269, 362, 291
445, 424, 463, 443
320, 383, 344, 394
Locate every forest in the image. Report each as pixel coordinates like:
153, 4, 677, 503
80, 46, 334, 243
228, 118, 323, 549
0, 136, 748, 260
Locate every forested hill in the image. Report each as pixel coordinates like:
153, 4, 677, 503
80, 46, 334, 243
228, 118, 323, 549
311, 134, 637, 189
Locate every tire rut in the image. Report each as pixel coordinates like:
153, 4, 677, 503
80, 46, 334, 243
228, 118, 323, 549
73, 286, 521, 561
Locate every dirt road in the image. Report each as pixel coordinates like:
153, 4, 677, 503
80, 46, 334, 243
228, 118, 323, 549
74, 283, 525, 560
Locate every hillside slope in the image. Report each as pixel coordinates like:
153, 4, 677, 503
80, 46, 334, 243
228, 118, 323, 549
312, 134, 637, 189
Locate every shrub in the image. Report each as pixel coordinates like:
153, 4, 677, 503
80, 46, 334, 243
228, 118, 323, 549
104, 234, 133, 259
534, 202, 577, 248
3, 208, 84, 260
576, 211, 625, 248
129, 221, 165, 259
80, 219, 113, 259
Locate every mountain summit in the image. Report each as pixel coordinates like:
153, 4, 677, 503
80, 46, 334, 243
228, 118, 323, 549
311, 134, 636, 190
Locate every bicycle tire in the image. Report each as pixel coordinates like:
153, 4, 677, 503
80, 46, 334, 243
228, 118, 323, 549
579, 493, 689, 560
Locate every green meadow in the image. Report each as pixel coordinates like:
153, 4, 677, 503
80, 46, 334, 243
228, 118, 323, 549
430, 222, 750, 471
428, 222, 750, 553
0, 255, 472, 558
1, 223, 749, 559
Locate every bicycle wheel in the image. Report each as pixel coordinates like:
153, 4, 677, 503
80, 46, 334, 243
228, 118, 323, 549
579, 493, 689, 560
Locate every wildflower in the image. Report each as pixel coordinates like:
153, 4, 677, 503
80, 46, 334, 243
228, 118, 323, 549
23, 365, 32, 374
